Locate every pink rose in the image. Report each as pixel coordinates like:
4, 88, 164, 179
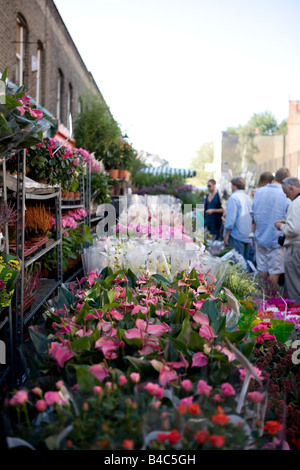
247, 391, 264, 403
119, 375, 127, 386
44, 391, 61, 406
36, 400, 47, 412
197, 380, 212, 396
130, 373, 140, 383
221, 382, 236, 397
181, 379, 193, 391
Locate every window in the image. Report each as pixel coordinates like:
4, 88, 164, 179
35, 41, 43, 104
67, 83, 73, 129
56, 69, 64, 121
16, 16, 26, 86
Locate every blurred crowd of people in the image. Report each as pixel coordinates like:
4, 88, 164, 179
203, 168, 300, 303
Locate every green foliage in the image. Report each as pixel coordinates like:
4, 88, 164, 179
0, 68, 47, 157
221, 262, 258, 300
74, 91, 122, 161
189, 141, 214, 186
90, 172, 113, 205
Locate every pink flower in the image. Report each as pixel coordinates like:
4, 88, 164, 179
252, 321, 272, 332
159, 366, 177, 387
239, 366, 263, 381
50, 341, 74, 368
130, 373, 140, 383
36, 400, 47, 412
89, 364, 109, 382
247, 391, 264, 403
181, 379, 193, 391
166, 352, 189, 369
213, 394, 222, 403
56, 381, 64, 390
197, 380, 212, 396
119, 375, 127, 386
152, 400, 161, 409
10, 390, 28, 406
32, 387, 42, 396
221, 383, 236, 397
93, 386, 103, 395
180, 396, 194, 406
145, 382, 159, 396
199, 324, 217, 340
192, 352, 208, 368
44, 391, 61, 406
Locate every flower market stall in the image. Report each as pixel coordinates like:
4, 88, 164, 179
1, 67, 300, 452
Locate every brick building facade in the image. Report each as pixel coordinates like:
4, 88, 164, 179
0, 0, 109, 144
220, 105, 300, 183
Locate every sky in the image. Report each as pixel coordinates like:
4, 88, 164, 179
54, 0, 300, 169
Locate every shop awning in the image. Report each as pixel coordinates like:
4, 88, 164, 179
140, 165, 197, 178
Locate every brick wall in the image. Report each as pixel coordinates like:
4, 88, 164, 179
0, 0, 107, 130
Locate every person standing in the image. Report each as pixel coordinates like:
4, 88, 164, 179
204, 179, 223, 240
252, 167, 290, 287
275, 177, 300, 303
224, 176, 253, 260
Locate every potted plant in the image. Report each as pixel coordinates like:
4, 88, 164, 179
0, 201, 17, 247
25, 204, 51, 242
0, 68, 47, 160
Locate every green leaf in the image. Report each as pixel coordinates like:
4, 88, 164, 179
57, 287, 78, 310
201, 298, 219, 329
73, 364, 102, 393
1, 67, 8, 82
270, 319, 294, 343
28, 327, 51, 358
124, 356, 153, 377
75, 302, 92, 325
165, 334, 192, 360
5, 95, 22, 108
224, 329, 247, 343
70, 336, 90, 351
152, 273, 171, 286
188, 331, 205, 352
126, 269, 138, 288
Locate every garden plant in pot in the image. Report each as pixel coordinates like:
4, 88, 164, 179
25, 204, 51, 242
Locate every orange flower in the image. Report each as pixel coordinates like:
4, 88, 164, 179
209, 434, 226, 448
212, 413, 230, 426
177, 404, 187, 415
264, 420, 283, 435
194, 430, 210, 444
188, 403, 201, 415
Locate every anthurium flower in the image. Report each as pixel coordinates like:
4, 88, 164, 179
166, 352, 189, 369
158, 365, 178, 387
89, 364, 109, 382
131, 305, 149, 315
192, 352, 208, 368
51, 340, 74, 368
192, 312, 210, 325
199, 324, 218, 341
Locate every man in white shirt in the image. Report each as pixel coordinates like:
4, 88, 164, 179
275, 177, 300, 303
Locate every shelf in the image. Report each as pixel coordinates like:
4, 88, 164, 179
62, 204, 85, 210
22, 239, 61, 269
23, 279, 61, 325
25, 190, 60, 200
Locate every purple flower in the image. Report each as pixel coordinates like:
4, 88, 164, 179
0, 280, 5, 290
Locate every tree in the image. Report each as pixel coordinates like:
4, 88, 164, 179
189, 141, 214, 186
74, 91, 122, 161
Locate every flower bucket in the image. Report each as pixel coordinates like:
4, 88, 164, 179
108, 169, 119, 179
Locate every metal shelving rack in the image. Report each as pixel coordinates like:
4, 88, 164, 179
13, 149, 63, 384
85, 160, 91, 228
0, 156, 14, 385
